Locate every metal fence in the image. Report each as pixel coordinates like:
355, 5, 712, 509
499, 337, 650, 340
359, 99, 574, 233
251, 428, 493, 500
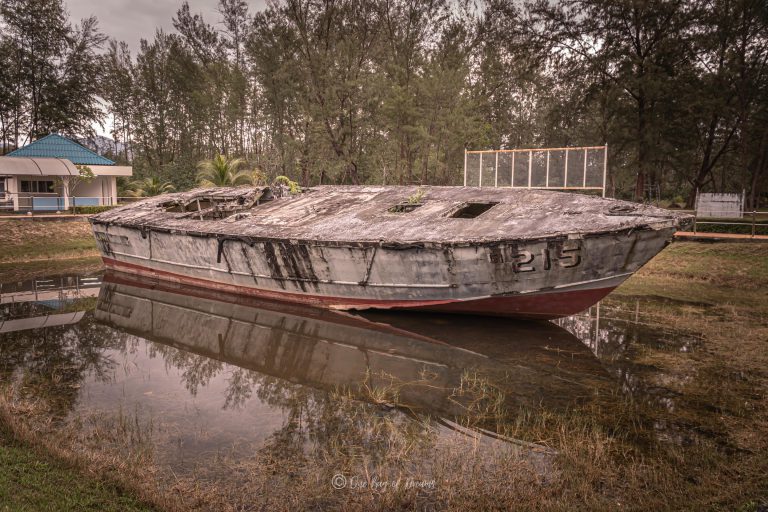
688, 209, 768, 238
0, 274, 103, 304
0, 194, 142, 212
463, 145, 608, 197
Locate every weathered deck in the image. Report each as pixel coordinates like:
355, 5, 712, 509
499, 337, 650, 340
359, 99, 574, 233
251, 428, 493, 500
91, 186, 691, 245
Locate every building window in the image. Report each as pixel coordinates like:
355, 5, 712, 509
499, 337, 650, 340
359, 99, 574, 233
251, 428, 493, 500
20, 180, 54, 193
0, 179, 5, 193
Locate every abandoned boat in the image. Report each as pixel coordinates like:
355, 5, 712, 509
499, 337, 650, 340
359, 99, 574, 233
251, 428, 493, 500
89, 186, 692, 319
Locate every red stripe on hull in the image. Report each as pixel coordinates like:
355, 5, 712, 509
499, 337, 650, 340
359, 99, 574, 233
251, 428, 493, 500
408, 286, 615, 319
101, 257, 613, 319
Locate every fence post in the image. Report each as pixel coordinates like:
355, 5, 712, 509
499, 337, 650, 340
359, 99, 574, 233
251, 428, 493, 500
583, 148, 588, 188
494, 151, 498, 187
528, 150, 532, 188
752, 210, 757, 238
511, 151, 515, 188
545, 150, 550, 188
602, 144, 608, 198
479, 153, 483, 187
564, 148, 569, 188
463, 149, 467, 187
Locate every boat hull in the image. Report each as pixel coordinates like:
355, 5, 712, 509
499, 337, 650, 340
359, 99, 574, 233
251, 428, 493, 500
93, 222, 674, 319
101, 255, 619, 319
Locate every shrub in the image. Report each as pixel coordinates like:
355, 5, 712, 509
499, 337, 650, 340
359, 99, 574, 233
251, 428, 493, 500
71, 205, 117, 214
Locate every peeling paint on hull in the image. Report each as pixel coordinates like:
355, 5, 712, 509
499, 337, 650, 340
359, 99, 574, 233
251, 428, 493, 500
90, 186, 691, 319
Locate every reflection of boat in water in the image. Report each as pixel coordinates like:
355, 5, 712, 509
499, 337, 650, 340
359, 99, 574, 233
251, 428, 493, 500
95, 271, 612, 423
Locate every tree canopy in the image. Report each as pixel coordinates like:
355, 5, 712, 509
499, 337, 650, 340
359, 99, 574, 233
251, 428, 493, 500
1, 0, 766, 206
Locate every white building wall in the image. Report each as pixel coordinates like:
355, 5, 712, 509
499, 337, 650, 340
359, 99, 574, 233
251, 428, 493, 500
72, 176, 115, 205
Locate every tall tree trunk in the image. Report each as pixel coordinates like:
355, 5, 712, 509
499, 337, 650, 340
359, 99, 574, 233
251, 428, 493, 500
634, 95, 647, 201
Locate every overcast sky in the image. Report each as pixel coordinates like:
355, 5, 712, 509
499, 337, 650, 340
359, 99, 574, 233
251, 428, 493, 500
66, 0, 266, 52
66, 0, 267, 137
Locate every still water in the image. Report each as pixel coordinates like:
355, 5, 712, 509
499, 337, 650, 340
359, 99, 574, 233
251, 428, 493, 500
0, 268, 715, 479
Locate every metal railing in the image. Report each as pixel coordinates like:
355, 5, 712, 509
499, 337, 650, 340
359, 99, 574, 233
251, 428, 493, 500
0, 275, 103, 304
0, 193, 142, 212
464, 145, 608, 197
688, 209, 768, 238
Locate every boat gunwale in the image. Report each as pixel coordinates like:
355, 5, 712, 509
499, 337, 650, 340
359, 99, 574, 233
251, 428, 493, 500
90, 186, 692, 247
89, 218, 679, 249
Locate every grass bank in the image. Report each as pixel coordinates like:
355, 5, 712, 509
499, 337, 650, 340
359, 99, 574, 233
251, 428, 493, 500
0, 257, 103, 284
615, 242, 768, 315
0, 219, 98, 264
0, 421, 154, 511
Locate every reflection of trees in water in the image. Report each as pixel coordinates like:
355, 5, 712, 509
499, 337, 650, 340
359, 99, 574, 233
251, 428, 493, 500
559, 310, 670, 402
557, 299, 736, 449
0, 313, 132, 416
222, 367, 256, 409
147, 342, 224, 397
254, 372, 435, 468
144, 339, 437, 464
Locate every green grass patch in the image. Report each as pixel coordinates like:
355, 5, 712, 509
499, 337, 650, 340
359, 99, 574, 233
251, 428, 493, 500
0, 220, 98, 264
0, 257, 103, 284
69, 206, 117, 214
616, 242, 768, 313
0, 424, 154, 512
1, 238, 98, 263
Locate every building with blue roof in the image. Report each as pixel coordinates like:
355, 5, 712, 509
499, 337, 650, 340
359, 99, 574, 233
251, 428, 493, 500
6, 134, 117, 165
0, 134, 132, 211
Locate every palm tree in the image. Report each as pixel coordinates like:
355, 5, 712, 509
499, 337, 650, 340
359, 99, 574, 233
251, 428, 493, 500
196, 154, 253, 187
125, 177, 176, 197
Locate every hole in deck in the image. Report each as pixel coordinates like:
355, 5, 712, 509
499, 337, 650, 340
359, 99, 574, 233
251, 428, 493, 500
388, 203, 423, 213
162, 201, 184, 213
448, 202, 498, 219
161, 189, 275, 217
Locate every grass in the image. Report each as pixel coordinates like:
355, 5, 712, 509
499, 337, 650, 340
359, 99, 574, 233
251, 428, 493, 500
615, 242, 768, 316
0, 422, 154, 512
0, 219, 98, 264
0, 257, 103, 284
0, 241, 766, 510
